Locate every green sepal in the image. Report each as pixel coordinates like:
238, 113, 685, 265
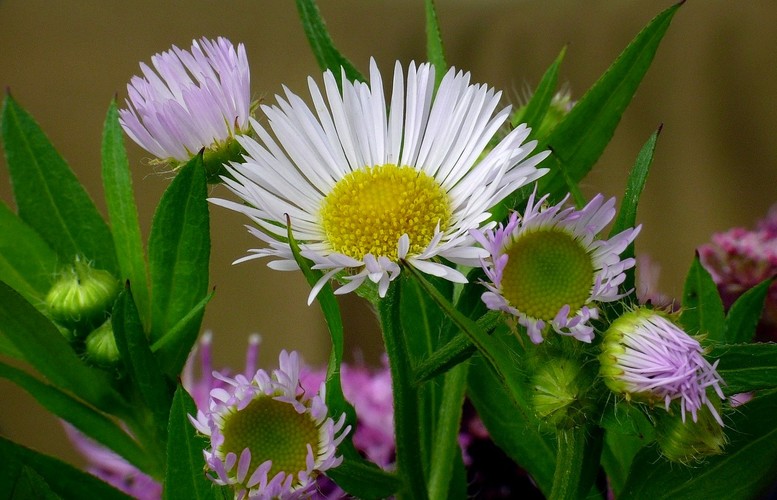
163, 385, 221, 500
680, 254, 725, 340
101, 100, 151, 328
723, 277, 773, 343
1, 94, 117, 273
0, 201, 59, 305
148, 155, 210, 343
620, 390, 777, 500
0, 436, 133, 500
295, 0, 365, 85
0, 281, 127, 415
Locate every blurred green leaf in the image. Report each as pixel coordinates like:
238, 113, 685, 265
518, 2, 681, 206
102, 101, 151, 328
148, 155, 210, 343
7, 466, 61, 500
295, 0, 365, 85
681, 255, 725, 340
0, 436, 132, 500
0, 201, 58, 305
113, 287, 172, 446
0, 281, 126, 414
609, 126, 661, 296
327, 460, 402, 500
709, 343, 777, 395
1, 94, 117, 273
151, 291, 214, 379
425, 0, 447, 87
163, 385, 216, 500
724, 278, 773, 344
621, 391, 777, 500
0, 360, 154, 476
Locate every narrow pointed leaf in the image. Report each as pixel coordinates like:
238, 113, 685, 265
621, 391, 777, 500
151, 290, 214, 379
163, 385, 216, 500
1, 95, 117, 272
112, 286, 172, 443
0, 281, 126, 414
511, 46, 566, 134
609, 126, 661, 295
295, 0, 365, 84
724, 277, 773, 344
425, 0, 447, 87
681, 254, 725, 340
708, 342, 777, 395
0, 437, 132, 500
148, 156, 210, 342
102, 101, 150, 327
0, 201, 58, 304
0, 360, 154, 476
7, 466, 61, 500
524, 2, 681, 205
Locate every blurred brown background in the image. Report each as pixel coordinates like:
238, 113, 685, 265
1, 0, 775, 470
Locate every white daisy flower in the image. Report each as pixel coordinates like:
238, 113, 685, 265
211, 58, 549, 302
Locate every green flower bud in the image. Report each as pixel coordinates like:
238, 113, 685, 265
656, 396, 726, 463
46, 259, 119, 331
511, 88, 574, 138
532, 355, 596, 429
84, 320, 121, 368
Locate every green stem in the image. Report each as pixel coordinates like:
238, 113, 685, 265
427, 361, 468, 500
378, 280, 429, 500
550, 426, 602, 500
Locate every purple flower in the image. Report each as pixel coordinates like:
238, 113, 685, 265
119, 37, 251, 163
471, 190, 640, 343
599, 308, 725, 426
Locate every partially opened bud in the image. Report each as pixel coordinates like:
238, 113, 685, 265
46, 259, 119, 332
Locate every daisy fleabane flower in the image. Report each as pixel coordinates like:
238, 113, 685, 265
210, 58, 549, 303
119, 36, 251, 166
599, 308, 726, 426
471, 190, 640, 343
190, 350, 350, 500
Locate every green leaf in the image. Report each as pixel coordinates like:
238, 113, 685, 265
724, 278, 773, 344
550, 426, 603, 500
528, 2, 681, 205
0, 360, 155, 476
151, 290, 214, 379
295, 0, 365, 85
621, 391, 777, 500
1, 94, 117, 273
102, 101, 151, 327
0, 436, 132, 500
0, 281, 126, 414
327, 460, 402, 500
467, 354, 556, 496
425, 0, 447, 87
6, 466, 61, 500
0, 201, 59, 305
163, 385, 216, 500
600, 404, 656, 497
609, 126, 661, 296
680, 255, 726, 340
511, 47, 566, 133
148, 155, 210, 342
708, 343, 777, 395
112, 287, 172, 445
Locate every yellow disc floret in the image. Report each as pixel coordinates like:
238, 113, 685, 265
501, 229, 594, 321
319, 164, 452, 261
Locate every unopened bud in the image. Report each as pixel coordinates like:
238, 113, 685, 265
46, 259, 119, 331
84, 320, 121, 368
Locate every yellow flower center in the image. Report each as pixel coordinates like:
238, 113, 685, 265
220, 396, 320, 485
500, 229, 594, 321
319, 164, 452, 261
